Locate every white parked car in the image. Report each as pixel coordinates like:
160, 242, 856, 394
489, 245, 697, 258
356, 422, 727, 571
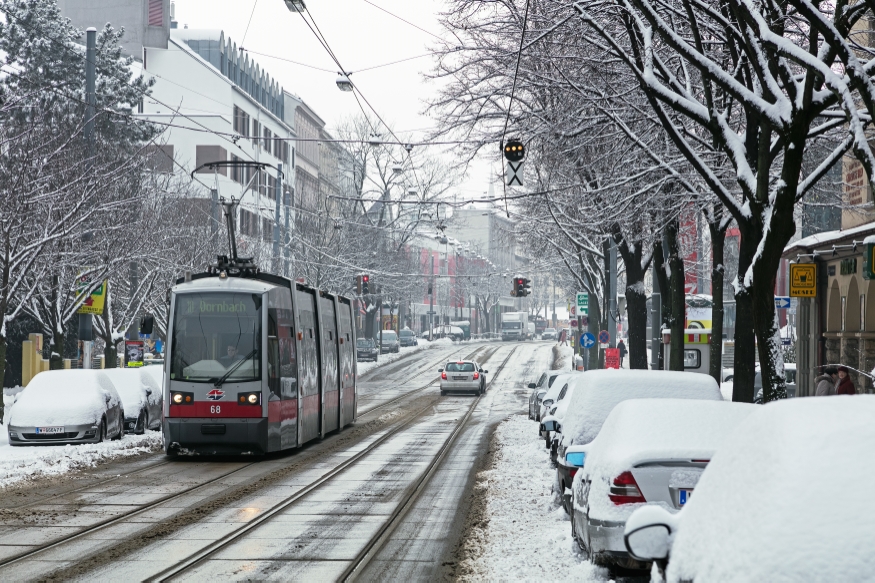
624, 396, 875, 581
102, 368, 163, 433
537, 372, 579, 444
7, 370, 125, 445
554, 370, 724, 515
571, 399, 755, 572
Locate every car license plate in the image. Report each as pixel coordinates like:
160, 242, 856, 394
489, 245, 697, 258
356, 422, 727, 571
454, 376, 467, 380
35, 426, 64, 434
679, 488, 693, 506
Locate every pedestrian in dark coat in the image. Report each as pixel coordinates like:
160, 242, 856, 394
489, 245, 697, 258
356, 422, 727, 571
814, 366, 838, 397
836, 366, 857, 395
617, 338, 627, 368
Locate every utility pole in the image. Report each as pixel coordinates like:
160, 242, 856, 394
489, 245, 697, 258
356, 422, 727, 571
273, 163, 282, 272
79, 27, 97, 369
429, 254, 435, 341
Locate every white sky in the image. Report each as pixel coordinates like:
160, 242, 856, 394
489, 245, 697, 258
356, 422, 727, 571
174, 0, 495, 198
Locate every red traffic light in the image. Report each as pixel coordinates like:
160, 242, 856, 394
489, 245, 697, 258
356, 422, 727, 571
362, 275, 369, 282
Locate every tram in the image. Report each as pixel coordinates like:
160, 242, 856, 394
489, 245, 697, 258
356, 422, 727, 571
162, 200, 357, 455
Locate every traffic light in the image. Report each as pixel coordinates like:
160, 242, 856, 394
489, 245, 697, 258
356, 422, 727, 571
355, 274, 362, 295
503, 139, 525, 162
522, 278, 531, 296
362, 274, 370, 295
515, 278, 525, 296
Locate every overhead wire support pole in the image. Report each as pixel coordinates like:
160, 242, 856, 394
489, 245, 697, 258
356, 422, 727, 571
79, 26, 97, 370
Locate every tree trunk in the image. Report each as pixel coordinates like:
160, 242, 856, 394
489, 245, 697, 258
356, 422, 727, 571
708, 220, 727, 385
653, 240, 668, 370
0, 336, 5, 423
587, 294, 601, 370
666, 219, 685, 371
50, 329, 64, 370
104, 341, 117, 368
732, 225, 757, 403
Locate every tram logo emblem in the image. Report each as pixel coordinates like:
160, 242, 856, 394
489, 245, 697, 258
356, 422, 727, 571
206, 389, 225, 401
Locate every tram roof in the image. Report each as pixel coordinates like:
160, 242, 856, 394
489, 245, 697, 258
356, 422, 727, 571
173, 274, 278, 294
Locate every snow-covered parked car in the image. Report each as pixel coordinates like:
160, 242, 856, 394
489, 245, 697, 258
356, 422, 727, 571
528, 368, 566, 421
555, 370, 723, 516
7, 370, 125, 445
541, 377, 582, 463
623, 396, 875, 582
102, 367, 163, 433
572, 399, 755, 572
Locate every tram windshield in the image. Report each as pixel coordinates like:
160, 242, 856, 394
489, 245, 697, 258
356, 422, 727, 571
170, 292, 262, 383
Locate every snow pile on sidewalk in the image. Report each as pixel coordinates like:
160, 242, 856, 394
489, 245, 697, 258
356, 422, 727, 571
0, 429, 163, 488
358, 337, 454, 376
458, 415, 607, 582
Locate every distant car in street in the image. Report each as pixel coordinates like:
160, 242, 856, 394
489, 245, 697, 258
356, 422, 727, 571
380, 330, 400, 353
399, 329, 418, 347
541, 328, 557, 341
571, 399, 755, 571
356, 338, 378, 362
623, 397, 875, 582
553, 370, 724, 518
753, 363, 797, 400
439, 361, 488, 395
102, 368, 163, 434
7, 370, 125, 445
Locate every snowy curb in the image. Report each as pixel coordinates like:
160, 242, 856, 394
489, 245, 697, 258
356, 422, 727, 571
457, 415, 607, 582
0, 431, 163, 489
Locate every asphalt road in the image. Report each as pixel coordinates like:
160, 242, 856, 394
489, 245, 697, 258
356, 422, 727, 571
0, 340, 555, 582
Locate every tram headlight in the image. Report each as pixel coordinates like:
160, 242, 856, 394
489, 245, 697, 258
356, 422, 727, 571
171, 391, 194, 405
173, 393, 183, 404
238, 392, 261, 405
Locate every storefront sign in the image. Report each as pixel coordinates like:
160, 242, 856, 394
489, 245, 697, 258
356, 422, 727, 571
790, 264, 817, 297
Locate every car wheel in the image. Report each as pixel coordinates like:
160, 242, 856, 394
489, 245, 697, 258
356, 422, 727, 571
572, 515, 588, 556
137, 409, 146, 434
112, 411, 124, 440
440, 390, 446, 396
98, 418, 107, 443
545, 437, 550, 449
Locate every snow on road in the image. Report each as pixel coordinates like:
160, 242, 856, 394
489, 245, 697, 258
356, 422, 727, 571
357, 337, 454, 376
459, 414, 608, 582
0, 428, 163, 488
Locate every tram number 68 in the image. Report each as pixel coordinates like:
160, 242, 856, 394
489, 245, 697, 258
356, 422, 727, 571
210, 405, 221, 414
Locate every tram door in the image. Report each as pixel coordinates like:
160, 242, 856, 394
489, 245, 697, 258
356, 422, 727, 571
337, 297, 357, 426
267, 286, 297, 451
318, 293, 340, 434
295, 287, 321, 445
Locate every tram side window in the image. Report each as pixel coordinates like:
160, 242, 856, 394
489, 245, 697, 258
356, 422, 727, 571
268, 287, 297, 399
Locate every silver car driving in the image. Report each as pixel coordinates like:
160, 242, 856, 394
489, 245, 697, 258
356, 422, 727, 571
439, 361, 488, 395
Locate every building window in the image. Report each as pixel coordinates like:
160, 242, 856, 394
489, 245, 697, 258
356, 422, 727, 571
252, 120, 261, 148
233, 106, 250, 138
263, 218, 272, 242
264, 127, 272, 152
195, 145, 227, 174
842, 296, 847, 331
143, 145, 174, 173
282, 141, 290, 166
148, 0, 163, 27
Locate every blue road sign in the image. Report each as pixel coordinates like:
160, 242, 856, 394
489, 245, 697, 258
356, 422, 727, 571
598, 330, 610, 344
775, 296, 791, 309
581, 332, 596, 349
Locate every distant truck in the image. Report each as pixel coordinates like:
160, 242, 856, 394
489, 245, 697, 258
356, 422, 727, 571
451, 320, 471, 340
501, 312, 528, 341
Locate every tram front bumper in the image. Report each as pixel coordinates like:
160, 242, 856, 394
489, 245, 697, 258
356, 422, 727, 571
164, 417, 269, 455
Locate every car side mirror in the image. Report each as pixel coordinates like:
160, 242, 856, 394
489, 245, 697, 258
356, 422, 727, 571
528, 383, 536, 389
145, 388, 152, 396
624, 524, 671, 561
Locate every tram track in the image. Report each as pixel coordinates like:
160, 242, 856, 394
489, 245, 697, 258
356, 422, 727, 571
146, 344, 519, 582
0, 344, 508, 581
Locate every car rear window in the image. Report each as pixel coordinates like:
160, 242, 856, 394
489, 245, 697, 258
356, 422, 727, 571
446, 363, 475, 372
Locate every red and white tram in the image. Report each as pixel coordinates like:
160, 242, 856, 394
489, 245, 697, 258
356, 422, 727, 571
162, 252, 356, 454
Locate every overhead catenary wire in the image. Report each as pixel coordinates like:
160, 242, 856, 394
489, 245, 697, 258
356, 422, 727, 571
359, 0, 445, 41
240, 0, 259, 48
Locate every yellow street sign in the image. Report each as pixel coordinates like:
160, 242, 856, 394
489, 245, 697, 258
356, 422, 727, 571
790, 264, 816, 297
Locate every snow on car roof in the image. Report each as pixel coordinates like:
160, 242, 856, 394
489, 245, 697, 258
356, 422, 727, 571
541, 372, 581, 403
8, 370, 121, 427
584, 399, 756, 478
667, 396, 875, 582
560, 370, 723, 447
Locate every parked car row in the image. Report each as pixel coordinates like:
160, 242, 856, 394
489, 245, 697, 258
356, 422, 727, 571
6, 367, 164, 446
528, 368, 871, 580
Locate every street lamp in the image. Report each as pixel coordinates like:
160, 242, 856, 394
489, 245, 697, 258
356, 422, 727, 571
336, 72, 354, 92
283, 0, 306, 12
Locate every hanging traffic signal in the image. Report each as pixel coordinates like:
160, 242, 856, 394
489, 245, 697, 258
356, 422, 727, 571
522, 278, 531, 297
355, 274, 362, 294
362, 274, 370, 295
503, 139, 525, 162
516, 278, 525, 296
